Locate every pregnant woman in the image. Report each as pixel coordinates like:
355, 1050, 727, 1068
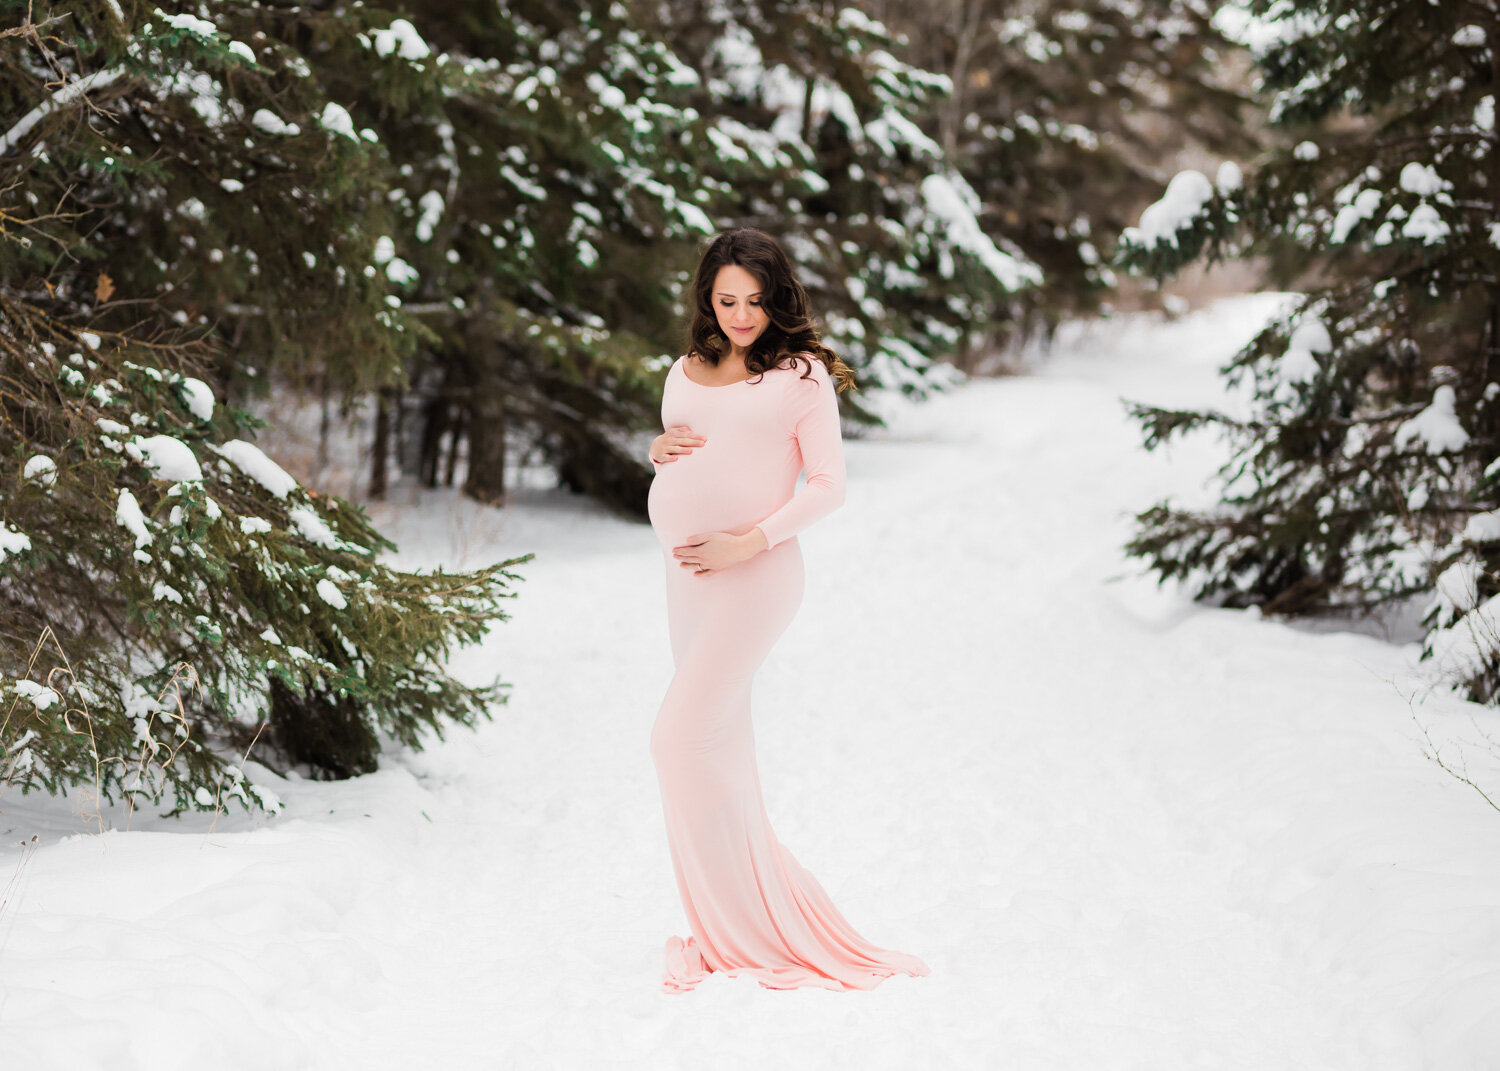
646, 227, 930, 993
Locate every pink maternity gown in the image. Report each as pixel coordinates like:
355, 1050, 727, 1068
647, 351, 930, 993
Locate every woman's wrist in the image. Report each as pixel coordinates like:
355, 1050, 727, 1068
744, 528, 769, 556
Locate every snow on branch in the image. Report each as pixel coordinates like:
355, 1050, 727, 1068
1121, 169, 1223, 251
920, 171, 1042, 291
0, 67, 126, 157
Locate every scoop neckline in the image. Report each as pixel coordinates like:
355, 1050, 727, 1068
678, 355, 760, 388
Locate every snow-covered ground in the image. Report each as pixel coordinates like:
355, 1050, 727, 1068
4, 293, 1499, 1069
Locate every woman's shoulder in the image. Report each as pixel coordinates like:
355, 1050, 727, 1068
768, 351, 831, 385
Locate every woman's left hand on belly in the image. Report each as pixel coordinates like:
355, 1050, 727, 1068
673, 529, 770, 576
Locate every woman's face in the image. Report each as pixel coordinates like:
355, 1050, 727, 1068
712, 264, 770, 353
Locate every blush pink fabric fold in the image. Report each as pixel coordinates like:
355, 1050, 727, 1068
646, 353, 930, 993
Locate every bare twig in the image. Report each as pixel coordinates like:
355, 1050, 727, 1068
1413, 708, 1500, 813
0, 833, 41, 963
202, 716, 273, 844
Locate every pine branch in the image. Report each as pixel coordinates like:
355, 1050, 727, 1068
1122, 399, 1241, 450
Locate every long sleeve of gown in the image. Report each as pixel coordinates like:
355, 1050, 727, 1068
754, 362, 846, 550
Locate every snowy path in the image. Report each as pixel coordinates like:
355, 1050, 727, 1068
4, 294, 1499, 1069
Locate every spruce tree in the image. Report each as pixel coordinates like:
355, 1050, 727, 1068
341, 0, 730, 513
0, 298, 528, 815
1, 2, 413, 393
652, 0, 1043, 412
1114, 1, 1500, 702
877, 0, 1253, 342
0, 4, 529, 814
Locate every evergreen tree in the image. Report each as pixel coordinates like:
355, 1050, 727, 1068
1114, 1, 1500, 702
0, 297, 528, 815
877, 0, 1253, 347
318, 0, 732, 512
1, 1, 411, 393
652, 0, 1042, 412
0, 4, 528, 813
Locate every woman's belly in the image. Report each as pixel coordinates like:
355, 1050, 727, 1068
648, 438, 796, 550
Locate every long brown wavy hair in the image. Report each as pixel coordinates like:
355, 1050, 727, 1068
685, 228, 856, 392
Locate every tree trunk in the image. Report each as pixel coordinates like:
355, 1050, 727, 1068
444, 406, 466, 488
418, 389, 449, 487
800, 76, 815, 147
462, 302, 507, 506
317, 374, 331, 475
369, 387, 392, 500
